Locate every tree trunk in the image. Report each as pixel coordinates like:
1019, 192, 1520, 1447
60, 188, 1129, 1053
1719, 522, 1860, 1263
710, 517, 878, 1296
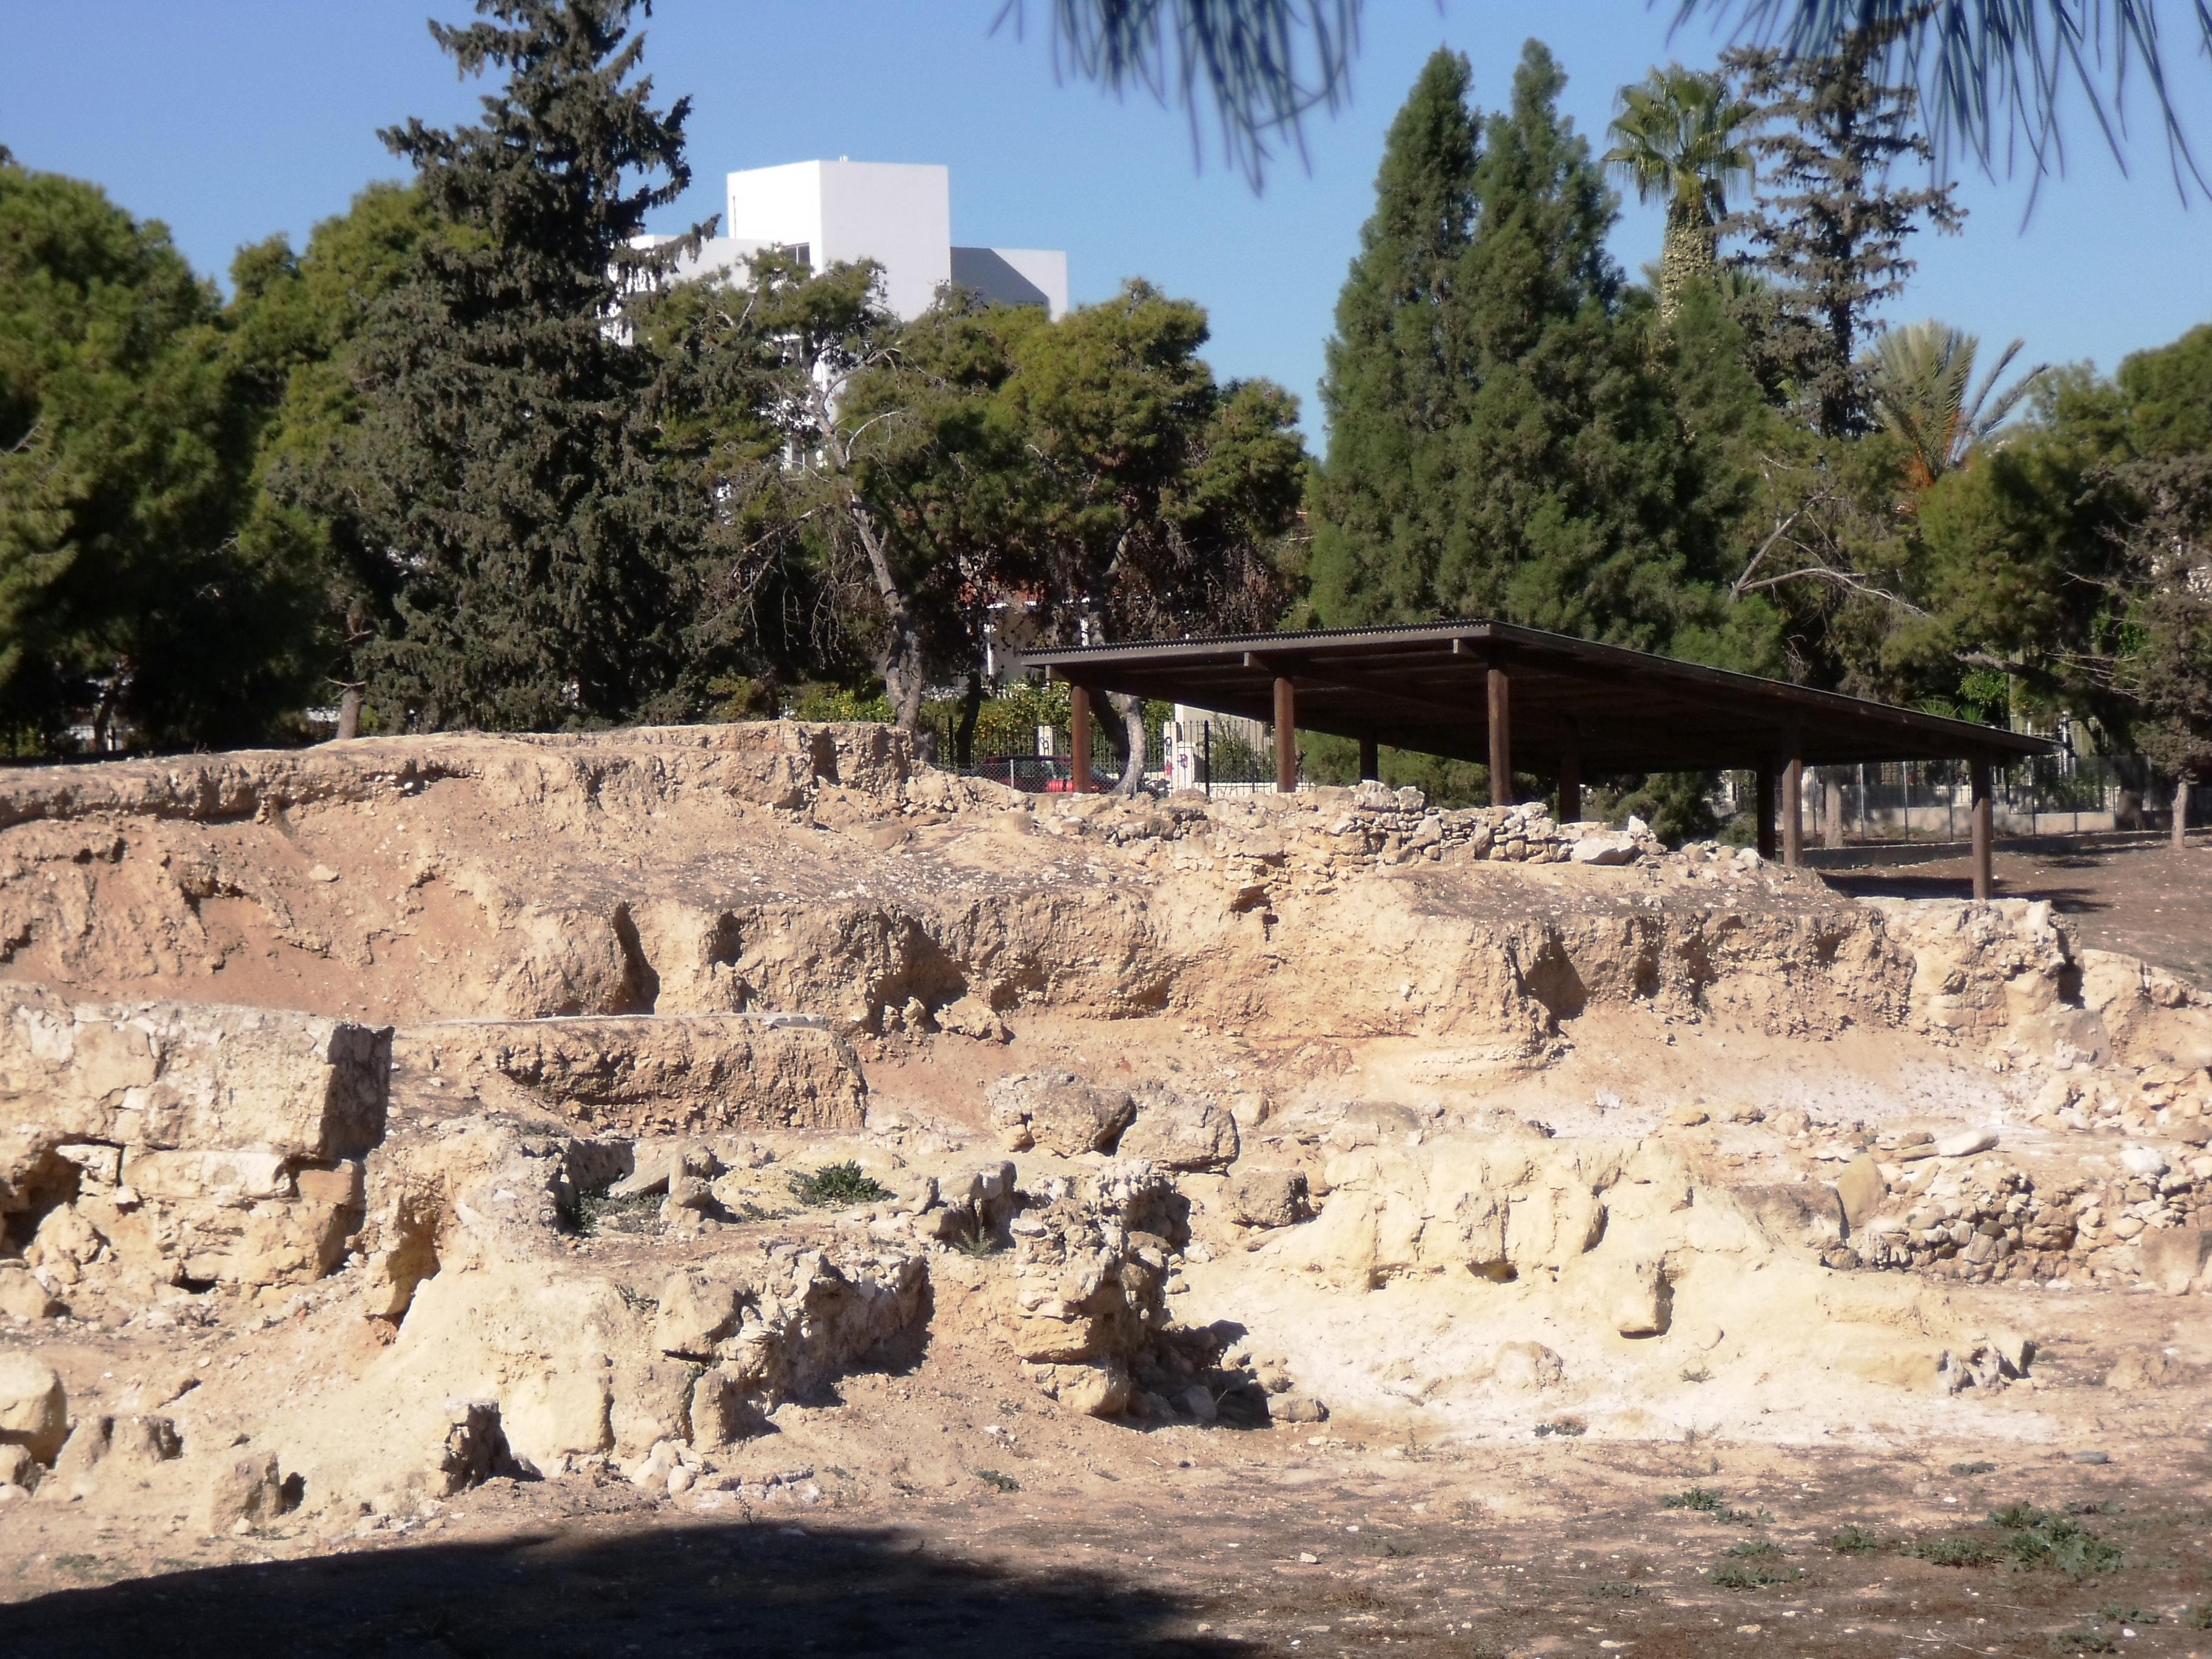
848, 503, 927, 732
2176, 771, 2193, 851
1108, 691, 1147, 796
1657, 204, 1715, 326
953, 672, 983, 769
335, 686, 364, 742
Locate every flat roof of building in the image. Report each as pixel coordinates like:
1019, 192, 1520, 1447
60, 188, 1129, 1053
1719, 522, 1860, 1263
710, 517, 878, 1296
1014, 620, 2054, 772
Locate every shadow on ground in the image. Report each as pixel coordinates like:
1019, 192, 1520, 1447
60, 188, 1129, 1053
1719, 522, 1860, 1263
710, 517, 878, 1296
7, 1517, 1244, 1658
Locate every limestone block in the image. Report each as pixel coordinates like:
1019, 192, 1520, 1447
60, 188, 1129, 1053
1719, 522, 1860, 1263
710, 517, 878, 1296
0, 1262, 60, 1320
124, 1148, 293, 1203
195, 1453, 286, 1534
2140, 1227, 2212, 1295
654, 1268, 746, 1358
0, 1352, 66, 1463
987, 1073, 1134, 1156
1224, 1165, 1310, 1229
1118, 1088, 1239, 1172
1836, 1155, 1888, 1231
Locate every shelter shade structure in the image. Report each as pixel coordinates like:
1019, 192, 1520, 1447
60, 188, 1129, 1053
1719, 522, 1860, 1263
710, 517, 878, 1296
1019, 620, 2054, 899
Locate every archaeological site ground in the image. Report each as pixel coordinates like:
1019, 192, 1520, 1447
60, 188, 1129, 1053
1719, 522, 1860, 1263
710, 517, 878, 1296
1, 721, 2209, 1657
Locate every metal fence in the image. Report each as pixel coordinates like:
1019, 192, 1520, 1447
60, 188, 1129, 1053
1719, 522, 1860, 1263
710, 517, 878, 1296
953, 717, 1280, 796
1746, 756, 2208, 845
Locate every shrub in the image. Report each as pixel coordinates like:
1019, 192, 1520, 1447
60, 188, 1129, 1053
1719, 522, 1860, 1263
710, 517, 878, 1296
1828, 1524, 1882, 1555
788, 1162, 893, 1207
976, 1469, 1020, 1493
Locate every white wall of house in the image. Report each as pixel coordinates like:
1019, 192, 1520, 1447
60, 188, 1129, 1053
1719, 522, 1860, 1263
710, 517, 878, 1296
640, 159, 1067, 322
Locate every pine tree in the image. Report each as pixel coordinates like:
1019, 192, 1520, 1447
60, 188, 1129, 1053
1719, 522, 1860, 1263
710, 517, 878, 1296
0, 158, 318, 751
1304, 48, 1481, 626
340, 0, 713, 731
1725, 29, 1962, 439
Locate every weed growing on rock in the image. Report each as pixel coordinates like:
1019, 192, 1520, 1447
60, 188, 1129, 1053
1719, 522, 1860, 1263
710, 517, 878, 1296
976, 1470, 1020, 1493
789, 1162, 893, 1207
951, 1232, 1005, 1258
1535, 1417, 1586, 1438
1828, 1524, 1883, 1555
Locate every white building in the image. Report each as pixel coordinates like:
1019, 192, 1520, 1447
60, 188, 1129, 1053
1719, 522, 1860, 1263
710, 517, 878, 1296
646, 159, 1068, 321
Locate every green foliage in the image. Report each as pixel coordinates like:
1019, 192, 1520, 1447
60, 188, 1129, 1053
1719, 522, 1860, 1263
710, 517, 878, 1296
1708, 1557, 1789, 1589
1827, 1524, 1882, 1554
1988, 1504, 2124, 1578
1724, 30, 1963, 438
788, 1162, 894, 1208
332, 0, 725, 732
1911, 1533, 1997, 1567
975, 1469, 1021, 1493
1603, 65, 1755, 320
1308, 43, 1766, 675
1663, 1486, 1725, 1512
0, 158, 320, 750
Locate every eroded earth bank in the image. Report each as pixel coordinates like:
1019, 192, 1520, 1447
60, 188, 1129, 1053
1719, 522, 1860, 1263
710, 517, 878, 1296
2, 722, 2210, 1657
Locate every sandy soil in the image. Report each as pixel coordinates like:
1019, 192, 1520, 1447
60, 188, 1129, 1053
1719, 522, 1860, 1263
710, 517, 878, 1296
7, 1293, 2210, 1658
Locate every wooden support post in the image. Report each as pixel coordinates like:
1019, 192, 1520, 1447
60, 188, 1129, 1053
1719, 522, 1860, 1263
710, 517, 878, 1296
1781, 728, 1803, 869
1358, 732, 1379, 784
1069, 683, 1092, 794
1558, 744, 1581, 825
1823, 774, 1845, 848
1273, 675, 1298, 794
1970, 756, 1993, 901
1487, 666, 1512, 806
1755, 760, 1777, 862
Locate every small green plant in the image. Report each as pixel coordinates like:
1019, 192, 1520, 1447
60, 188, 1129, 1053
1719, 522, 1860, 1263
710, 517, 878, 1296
976, 1469, 1020, 1493
2095, 1604, 2155, 1625
1709, 1559, 1789, 1590
1723, 1540, 1783, 1560
1664, 1486, 1725, 1512
788, 1162, 894, 1207
1534, 1416, 1586, 1438
1949, 1460, 1997, 1476
2049, 1626, 2118, 1655
1911, 1535, 1998, 1567
571, 1184, 662, 1236
1828, 1524, 1882, 1555
1989, 1505, 2124, 1579
951, 1230, 1005, 1258
2183, 1601, 2212, 1630
1590, 1582, 1644, 1599
1679, 1363, 1713, 1384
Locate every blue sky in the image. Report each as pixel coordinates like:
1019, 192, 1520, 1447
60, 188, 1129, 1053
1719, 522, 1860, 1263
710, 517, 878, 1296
8, 1, 2210, 441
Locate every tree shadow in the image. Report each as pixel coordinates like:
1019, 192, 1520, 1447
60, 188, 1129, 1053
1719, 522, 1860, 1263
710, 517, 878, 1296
6, 1512, 1247, 1658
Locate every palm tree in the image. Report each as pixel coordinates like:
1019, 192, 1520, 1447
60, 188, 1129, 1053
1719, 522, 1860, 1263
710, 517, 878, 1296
1863, 320, 2049, 494
1603, 65, 1757, 323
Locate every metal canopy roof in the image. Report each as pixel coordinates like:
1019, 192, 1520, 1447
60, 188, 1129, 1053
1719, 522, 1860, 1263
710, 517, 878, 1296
1014, 620, 2053, 773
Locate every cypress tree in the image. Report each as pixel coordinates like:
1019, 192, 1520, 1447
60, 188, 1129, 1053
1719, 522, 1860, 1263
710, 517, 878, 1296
1313, 41, 1723, 654
1304, 49, 1480, 626
340, 0, 712, 731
